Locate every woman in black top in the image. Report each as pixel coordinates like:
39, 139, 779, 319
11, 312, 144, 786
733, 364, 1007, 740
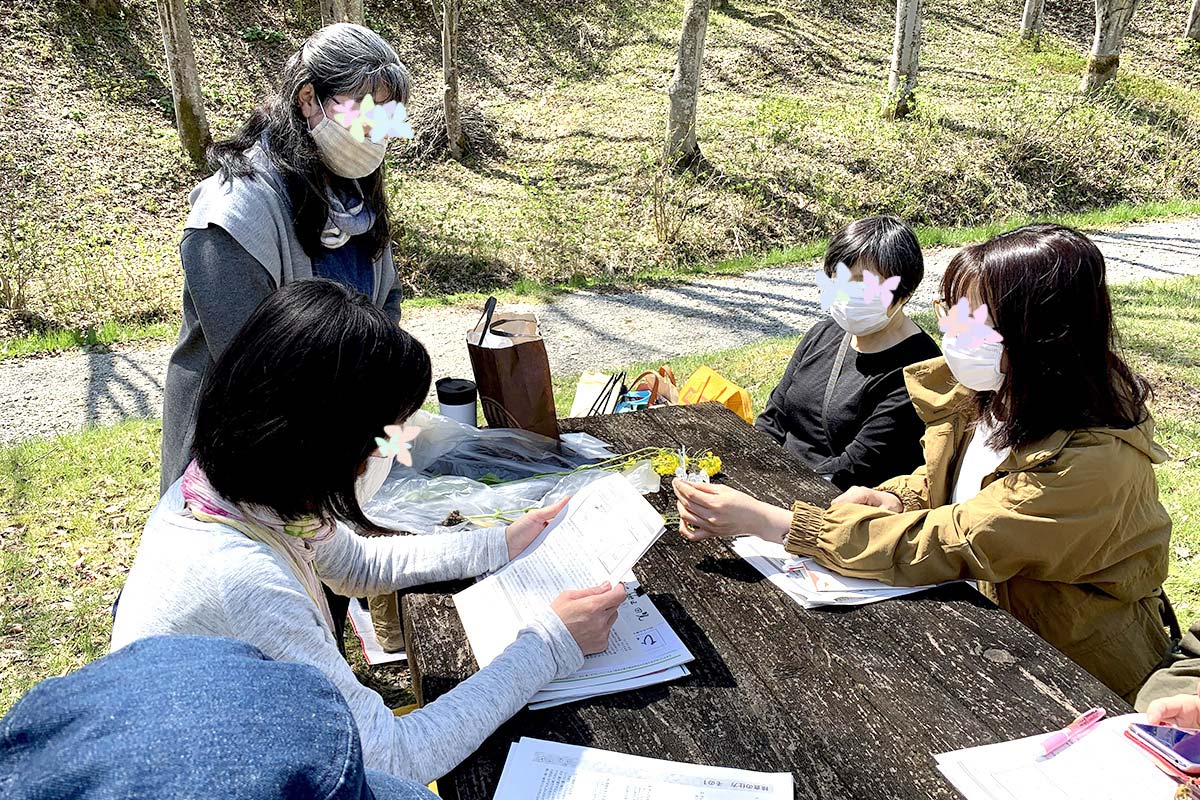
755, 216, 940, 490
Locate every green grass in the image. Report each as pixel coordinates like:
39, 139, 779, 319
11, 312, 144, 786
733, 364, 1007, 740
0, 321, 176, 361
3, 275, 1198, 713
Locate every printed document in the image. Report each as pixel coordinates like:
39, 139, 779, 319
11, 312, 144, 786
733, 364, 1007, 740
455, 474, 692, 705
493, 738, 793, 800
731, 536, 940, 608
935, 714, 1175, 800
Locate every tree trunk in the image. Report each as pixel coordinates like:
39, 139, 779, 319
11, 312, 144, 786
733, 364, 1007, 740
1187, 0, 1200, 40
155, 0, 211, 166
319, 0, 349, 25
886, 0, 923, 120
442, 0, 467, 161
1080, 0, 1139, 94
346, 0, 364, 24
664, 0, 712, 171
1020, 0, 1046, 49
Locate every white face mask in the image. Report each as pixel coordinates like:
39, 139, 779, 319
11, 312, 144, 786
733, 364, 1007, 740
829, 285, 895, 336
943, 335, 1005, 392
355, 454, 395, 504
310, 100, 387, 179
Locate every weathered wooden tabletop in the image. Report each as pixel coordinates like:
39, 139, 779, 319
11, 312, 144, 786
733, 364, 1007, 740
402, 402, 1130, 800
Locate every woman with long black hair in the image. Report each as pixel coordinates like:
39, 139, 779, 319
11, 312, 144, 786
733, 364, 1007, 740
672, 224, 1175, 702
116, 280, 627, 783
161, 23, 409, 493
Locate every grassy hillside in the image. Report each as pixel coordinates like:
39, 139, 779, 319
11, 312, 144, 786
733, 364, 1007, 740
1, 0, 1199, 337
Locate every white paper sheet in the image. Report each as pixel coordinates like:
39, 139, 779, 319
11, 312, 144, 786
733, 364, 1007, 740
934, 714, 1176, 800
730, 536, 940, 608
346, 598, 406, 665
540, 587, 691, 688
454, 475, 691, 706
493, 738, 793, 800
528, 666, 692, 710
456, 474, 667, 665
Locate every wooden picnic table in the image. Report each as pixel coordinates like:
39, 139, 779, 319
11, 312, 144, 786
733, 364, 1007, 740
401, 402, 1130, 800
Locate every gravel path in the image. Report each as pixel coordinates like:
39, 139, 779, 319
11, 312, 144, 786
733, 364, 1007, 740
2, 218, 1198, 444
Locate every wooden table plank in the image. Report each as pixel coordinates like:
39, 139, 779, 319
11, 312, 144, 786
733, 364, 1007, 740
403, 403, 1129, 799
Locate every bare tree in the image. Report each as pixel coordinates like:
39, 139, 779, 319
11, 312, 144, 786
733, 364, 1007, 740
155, 0, 211, 166
664, 0, 711, 171
1081, 0, 1139, 94
1020, 0, 1046, 50
319, 0, 349, 26
347, 0, 364, 24
886, 0, 923, 119
1187, 0, 1200, 40
441, 0, 468, 160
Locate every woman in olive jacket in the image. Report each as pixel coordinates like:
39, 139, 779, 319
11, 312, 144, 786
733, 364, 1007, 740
673, 224, 1174, 702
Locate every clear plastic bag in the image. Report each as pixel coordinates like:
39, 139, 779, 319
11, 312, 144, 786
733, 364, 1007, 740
406, 411, 615, 483
361, 413, 658, 533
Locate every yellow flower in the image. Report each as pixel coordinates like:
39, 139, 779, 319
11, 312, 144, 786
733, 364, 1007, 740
651, 451, 681, 476
696, 452, 722, 477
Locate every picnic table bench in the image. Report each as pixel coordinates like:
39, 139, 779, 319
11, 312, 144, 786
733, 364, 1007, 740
401, 402, 1130, 799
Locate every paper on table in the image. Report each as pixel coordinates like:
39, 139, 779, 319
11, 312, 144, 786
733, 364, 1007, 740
792, 558, 908, 594
456, 474, 667, 666
541, 586, 691, 688
528, 666, 692, 710
493, 737, 793, 800
455, 476, 689, 706
730, 536, 939, 607
934, 714, 1176, 800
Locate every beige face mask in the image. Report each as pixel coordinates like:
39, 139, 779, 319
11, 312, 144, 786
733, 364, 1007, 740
310, 99, 387, 179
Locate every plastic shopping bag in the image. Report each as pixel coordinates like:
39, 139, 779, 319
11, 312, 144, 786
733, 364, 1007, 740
677, 366, 754, 423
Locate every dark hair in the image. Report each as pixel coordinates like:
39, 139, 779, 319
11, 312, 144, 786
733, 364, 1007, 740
941, 223, 1152, 450
191, 279, 431, 533
207, 24, 411, 261
824, 215, 924, 302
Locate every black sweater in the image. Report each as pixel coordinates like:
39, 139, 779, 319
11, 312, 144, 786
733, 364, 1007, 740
754, 318, 941, 491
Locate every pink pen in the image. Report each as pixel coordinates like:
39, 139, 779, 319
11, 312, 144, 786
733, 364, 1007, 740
1041, 707, 1107, 758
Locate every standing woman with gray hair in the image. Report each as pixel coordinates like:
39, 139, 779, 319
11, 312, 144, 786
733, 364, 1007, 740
160, 23, 411, 494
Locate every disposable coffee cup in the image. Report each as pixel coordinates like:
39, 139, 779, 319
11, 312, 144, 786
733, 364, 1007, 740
436, 378, 478, 427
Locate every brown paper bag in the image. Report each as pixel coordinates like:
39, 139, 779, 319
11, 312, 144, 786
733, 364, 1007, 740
467, 298, 559, 439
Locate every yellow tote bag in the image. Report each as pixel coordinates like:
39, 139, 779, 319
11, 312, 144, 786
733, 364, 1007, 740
678, 366, 754, 423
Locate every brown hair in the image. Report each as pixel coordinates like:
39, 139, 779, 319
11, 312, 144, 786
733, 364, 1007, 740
941, 223, 1151, 450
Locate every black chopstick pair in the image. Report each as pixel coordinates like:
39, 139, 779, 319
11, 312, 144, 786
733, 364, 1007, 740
587, 371, 625, 417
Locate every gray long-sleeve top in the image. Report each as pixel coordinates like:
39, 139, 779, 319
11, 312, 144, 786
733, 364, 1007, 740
159, 148, 403, 494
110, 483, 584, 783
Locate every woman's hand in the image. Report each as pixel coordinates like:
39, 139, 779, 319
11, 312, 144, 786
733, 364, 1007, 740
551, 583, 627, 654
505, 497, 569, 560
672, 479, 792, 544
830, 486, 903, 513
1147, 689, 1200, 730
